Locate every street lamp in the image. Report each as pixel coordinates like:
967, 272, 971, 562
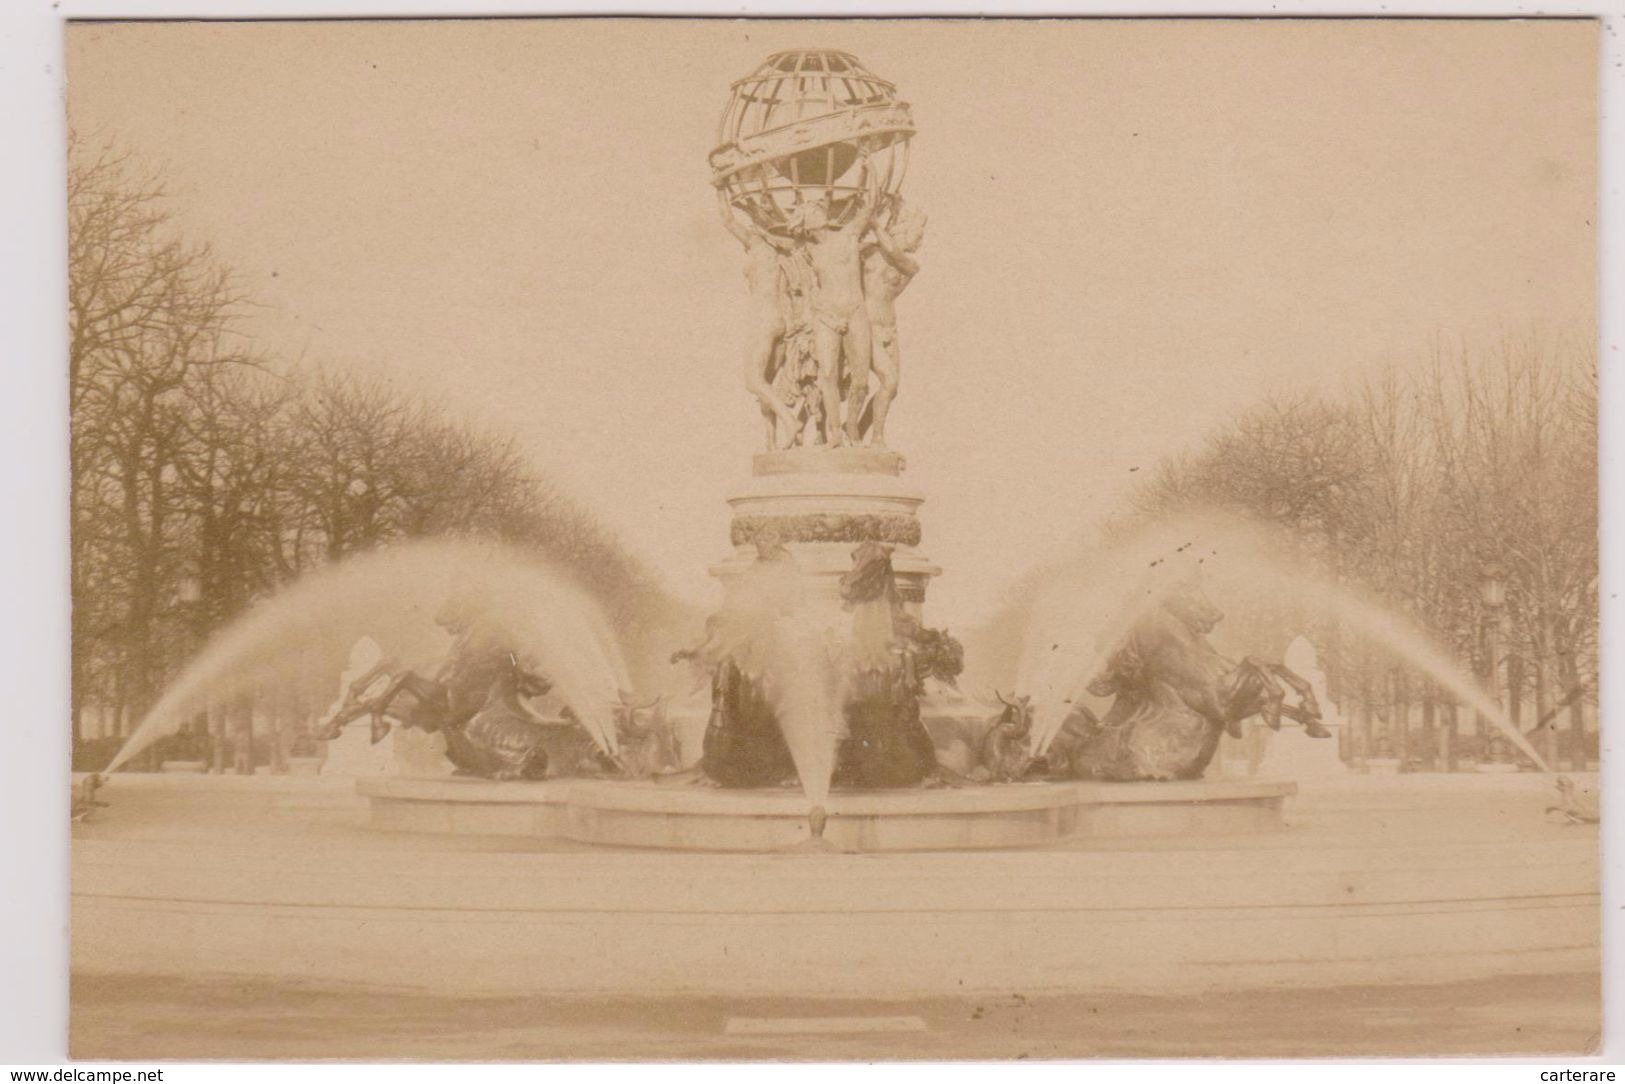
174, 571, 220, 768
1478, 562, 1508, 761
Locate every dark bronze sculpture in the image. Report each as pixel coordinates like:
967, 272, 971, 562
317, 595, 609, 781
977, 692, 1036, 783
72, 773, 109, 822
679, 540, 803, 788
698, 656, 799, 787
834, 665, 939, 787
683, 540, 957, 790
831, 543, 940, 788
1042, 575, 1328, 782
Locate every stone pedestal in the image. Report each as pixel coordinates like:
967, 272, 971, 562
1260, 724, 1349, 779
321, 725, 451, 779
708, 446, 940, 627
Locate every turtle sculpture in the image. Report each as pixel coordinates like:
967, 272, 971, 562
72, 773, 109, 822
974, 693, 1036, 784
1546, 775, 1600, 824
611, 693, 683, 779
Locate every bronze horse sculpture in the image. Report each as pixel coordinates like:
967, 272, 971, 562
318, 595, 618, 781
1040, 576, 1328, 782
318, 649, 565, 780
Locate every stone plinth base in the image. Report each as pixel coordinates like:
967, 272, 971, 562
357, 776, 1295, 852
713, 445, 940, 622
753, 446, 904, 476
1259, 723, 1349, 778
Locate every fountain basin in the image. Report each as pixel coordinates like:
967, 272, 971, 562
357, 776, 1296, 852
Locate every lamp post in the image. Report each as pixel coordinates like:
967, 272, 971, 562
165, 572, 204, 769
178, 571, 225, 773
1478, 563, 1507, 763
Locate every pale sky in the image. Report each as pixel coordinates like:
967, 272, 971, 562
65, 18, 1597, 628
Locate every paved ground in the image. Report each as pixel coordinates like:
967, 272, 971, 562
70, 772, 1601, 1060
71, 971, 1599, 1060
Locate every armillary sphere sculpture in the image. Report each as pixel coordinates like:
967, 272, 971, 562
712, 50, 924, 451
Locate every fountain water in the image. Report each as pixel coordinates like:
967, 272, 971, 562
692, 553, 843, 807
1018, 540, 1202, 754
104, 540, 633, 775
1017, 515, 1550, 772
1218, 557, 1552, 772
760, 615, 843, 808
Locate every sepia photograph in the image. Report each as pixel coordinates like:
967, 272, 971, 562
19, 9, 1611, 1066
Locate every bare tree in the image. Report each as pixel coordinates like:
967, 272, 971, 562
69, 134, 258, 738
69, 136, 692, 757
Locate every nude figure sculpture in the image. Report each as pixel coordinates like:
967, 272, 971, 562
859, 199, 925, 449
718, 189, 803, 443
791, 169, 881, 447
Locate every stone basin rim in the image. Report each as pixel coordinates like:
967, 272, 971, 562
356, 776, 1299, 816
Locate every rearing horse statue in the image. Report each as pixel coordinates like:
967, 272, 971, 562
317, 597, 584, 781
1044, 576, 1328, 782
318, 648, 561, 780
